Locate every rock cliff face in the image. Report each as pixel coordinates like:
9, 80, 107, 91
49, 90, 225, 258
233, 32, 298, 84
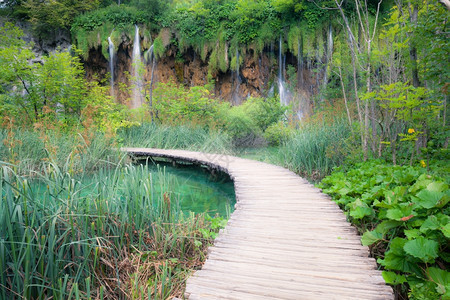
1, 18, 72, 64
3, 18, 323, 112
84, 39, 321, 109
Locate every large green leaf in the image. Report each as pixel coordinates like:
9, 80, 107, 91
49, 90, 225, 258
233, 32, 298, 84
378, 238, 420, 273
347, 199, 373, 219
427, 267, 450, 297
420, 215, 440, 233
404, 229, 421, 239
409, 174, 433, 193
403, 236, 439, 263
361, 230, 383, 246
414, 190, 444, 209
382, 271, 407, 285
386, 203, 415, 221
427, 181, 448, 193
375, 220, 402, 235
442, 223, 450, 238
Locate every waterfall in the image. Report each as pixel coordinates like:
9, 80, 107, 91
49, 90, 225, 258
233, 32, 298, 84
278, 36, 287, 106
232, 49, 241, 105
108, 36, 115, 98
324, 24, 333, 85
320, 24, 333, 102
131, 25, 143, 108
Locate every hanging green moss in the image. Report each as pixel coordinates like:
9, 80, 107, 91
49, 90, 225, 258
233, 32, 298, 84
142, 27, 152, 50
153, 37, 165, 59
288, 25, 302, 57
71, 0, 344, 72
200, 43, 209, 62
208, 47, 219, 73
71, 4, 152, 59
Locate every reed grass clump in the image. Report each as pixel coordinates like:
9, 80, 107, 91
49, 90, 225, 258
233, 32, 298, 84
0, 128, 122, 176
0, 160, 222, 299
274, 117, 351, 181
118, 123, 233, 154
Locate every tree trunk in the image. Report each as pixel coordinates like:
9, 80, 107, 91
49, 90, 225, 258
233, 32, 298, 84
338, 67, 353, 126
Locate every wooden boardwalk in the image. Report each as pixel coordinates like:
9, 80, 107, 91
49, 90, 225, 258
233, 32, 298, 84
124, 148, 394, 300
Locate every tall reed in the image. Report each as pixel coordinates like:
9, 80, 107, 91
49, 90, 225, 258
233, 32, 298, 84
0, 159, 219, 299
273, 117, 351, 181
118, 123, 232, 154
0, 129, 122, 176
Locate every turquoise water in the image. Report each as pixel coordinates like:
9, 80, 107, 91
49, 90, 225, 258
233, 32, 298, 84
30, 162, 235, 217
144, 161, 236, 216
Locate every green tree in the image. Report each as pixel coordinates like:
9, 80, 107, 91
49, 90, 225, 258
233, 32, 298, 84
23, 0, 100, 37
0, 23, 90, 126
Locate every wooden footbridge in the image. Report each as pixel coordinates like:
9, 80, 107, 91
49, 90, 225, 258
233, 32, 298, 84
124, 148, 394, 300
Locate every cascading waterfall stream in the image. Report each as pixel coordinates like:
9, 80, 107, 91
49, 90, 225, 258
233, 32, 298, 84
322, 24, 333, 95
278, 36, 288, 106
108, 36, 115, 98
131, 25, 143, 108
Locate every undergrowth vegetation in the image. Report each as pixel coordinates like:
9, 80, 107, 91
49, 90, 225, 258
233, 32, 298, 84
319, 162, 449, 299
0, 160, 226, 299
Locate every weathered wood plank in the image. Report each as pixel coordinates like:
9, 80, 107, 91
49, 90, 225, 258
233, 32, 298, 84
123, 148, 394, 299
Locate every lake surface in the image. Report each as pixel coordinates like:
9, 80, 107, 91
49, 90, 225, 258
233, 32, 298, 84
145, 161, 236, 217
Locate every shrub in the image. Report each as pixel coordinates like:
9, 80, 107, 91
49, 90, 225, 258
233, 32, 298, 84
263, 121, 292, 146
217, 97, 286, 147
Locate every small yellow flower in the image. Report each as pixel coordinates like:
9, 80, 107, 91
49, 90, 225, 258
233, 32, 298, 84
420, 160, 426, 168
408, 128, 415, 134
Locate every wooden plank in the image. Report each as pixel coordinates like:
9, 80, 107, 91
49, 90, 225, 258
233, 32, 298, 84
123, 148, 394, 299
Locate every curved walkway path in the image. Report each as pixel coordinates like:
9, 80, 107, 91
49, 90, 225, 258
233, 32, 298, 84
124, 148, 394, 300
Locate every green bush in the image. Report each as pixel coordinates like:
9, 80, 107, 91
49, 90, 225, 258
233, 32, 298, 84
217, 97, 285, 147
263, 121, 292, 146
219, 104, 261, 147
319, 161, 450, 299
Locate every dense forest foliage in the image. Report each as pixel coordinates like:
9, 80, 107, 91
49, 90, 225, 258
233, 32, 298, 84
0, 0, 448, 299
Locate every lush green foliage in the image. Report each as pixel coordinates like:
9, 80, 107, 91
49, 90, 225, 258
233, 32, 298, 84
218, 97, 286, 146
71, 4, 154, 58
151, 81, 218, 125
69, 0, 338, 72
4, 0, 99, 37
0, 160, 226, 299
319, 161, 449, 299
0, 23, 129, 130
263, 120, 292, 146
0, 23, 83, 124
149, 81, 286, 147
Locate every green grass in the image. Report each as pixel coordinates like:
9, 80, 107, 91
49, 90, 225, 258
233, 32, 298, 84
0, 129, 122, 176
273, 118, 352, 181
118, 123, 233, 154
0, 158, 224, 299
